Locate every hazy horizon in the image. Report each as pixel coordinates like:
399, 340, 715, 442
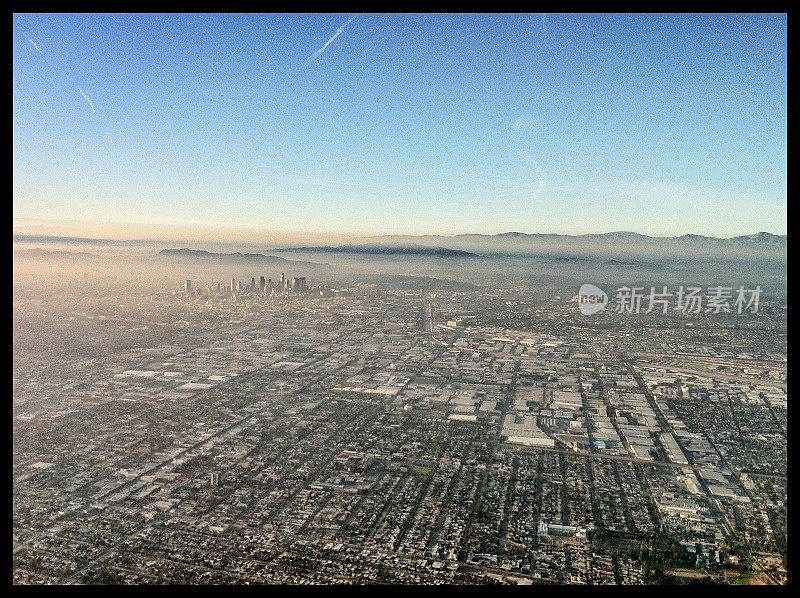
11, 220, 789, 247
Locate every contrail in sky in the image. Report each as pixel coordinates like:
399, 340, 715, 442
517, 150, 549, 204
78, 87, 95, 113
26, 35, 41, 52
496, 181, 571, 197
496, 185, 571, 198
105, 132, 116, 150
498, 181, 541, 194
510, 117, 550, 204
304, 14, 358, 66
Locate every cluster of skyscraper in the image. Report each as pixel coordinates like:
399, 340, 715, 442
184, 273, 308, 297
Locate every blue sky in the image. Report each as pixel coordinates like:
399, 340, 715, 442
13, 13, 787, 239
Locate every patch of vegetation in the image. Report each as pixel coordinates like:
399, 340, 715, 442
590, 529, 718, 584
727, 570, 756, 585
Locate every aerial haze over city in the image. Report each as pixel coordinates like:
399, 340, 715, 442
13, 13, 786, 585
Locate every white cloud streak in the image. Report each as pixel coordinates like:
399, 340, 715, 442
26, 35, 41, 52
496, 185, 571, 198
497, 181, 540, 194
496, 183, 571, 198
509, 116, 550, 204
516, 150, 549, 204
304, 14, 358, 66
78, 87, 95, 113
105, 132, 116, 150
513, 115, 538, 132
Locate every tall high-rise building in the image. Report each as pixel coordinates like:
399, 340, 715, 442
251, 277, 256, 291
419, 297, 435, 332
230, 278, 236, 293
259, 276, 266, 292
184, 280, 192, 294
291, 277, 307, 292
236, 280, 243, 293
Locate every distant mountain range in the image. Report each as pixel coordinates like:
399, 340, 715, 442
13, 231, 786, 251
13, 247, 331, 268
370, 231, 787, 246
13, 248, 102, 260
13, 234, 157, 246
156, 248, 329, 267
274, 245, 481, 257
346, 231, 786, 258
